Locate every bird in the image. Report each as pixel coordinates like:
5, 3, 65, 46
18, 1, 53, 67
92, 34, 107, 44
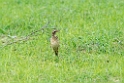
50, 30, 59, 56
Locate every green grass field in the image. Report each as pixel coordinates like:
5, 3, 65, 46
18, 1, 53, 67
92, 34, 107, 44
0, 0, 124, 83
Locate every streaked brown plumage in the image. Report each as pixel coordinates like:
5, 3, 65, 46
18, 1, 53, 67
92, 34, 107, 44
50, 30, 59, 56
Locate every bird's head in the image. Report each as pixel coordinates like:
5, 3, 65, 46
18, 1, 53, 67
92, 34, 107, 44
52, 30, 59, 36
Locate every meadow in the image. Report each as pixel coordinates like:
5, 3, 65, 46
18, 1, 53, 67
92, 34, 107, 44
0, 0, 124, 83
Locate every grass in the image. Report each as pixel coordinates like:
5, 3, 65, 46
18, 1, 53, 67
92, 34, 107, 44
0, 0, 124, 83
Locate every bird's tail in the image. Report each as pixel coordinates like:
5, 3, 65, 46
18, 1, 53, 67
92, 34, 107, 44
54, 48, 58, 56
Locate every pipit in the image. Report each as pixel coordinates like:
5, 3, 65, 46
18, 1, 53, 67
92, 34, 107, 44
50, 30, 59, 56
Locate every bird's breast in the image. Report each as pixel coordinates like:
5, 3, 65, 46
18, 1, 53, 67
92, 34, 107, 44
50, 38, 59, 48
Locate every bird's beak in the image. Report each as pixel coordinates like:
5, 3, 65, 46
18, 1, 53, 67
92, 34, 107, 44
56, 30, 60, 32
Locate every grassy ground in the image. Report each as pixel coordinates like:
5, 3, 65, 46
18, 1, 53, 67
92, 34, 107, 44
0, 0, 124, 83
